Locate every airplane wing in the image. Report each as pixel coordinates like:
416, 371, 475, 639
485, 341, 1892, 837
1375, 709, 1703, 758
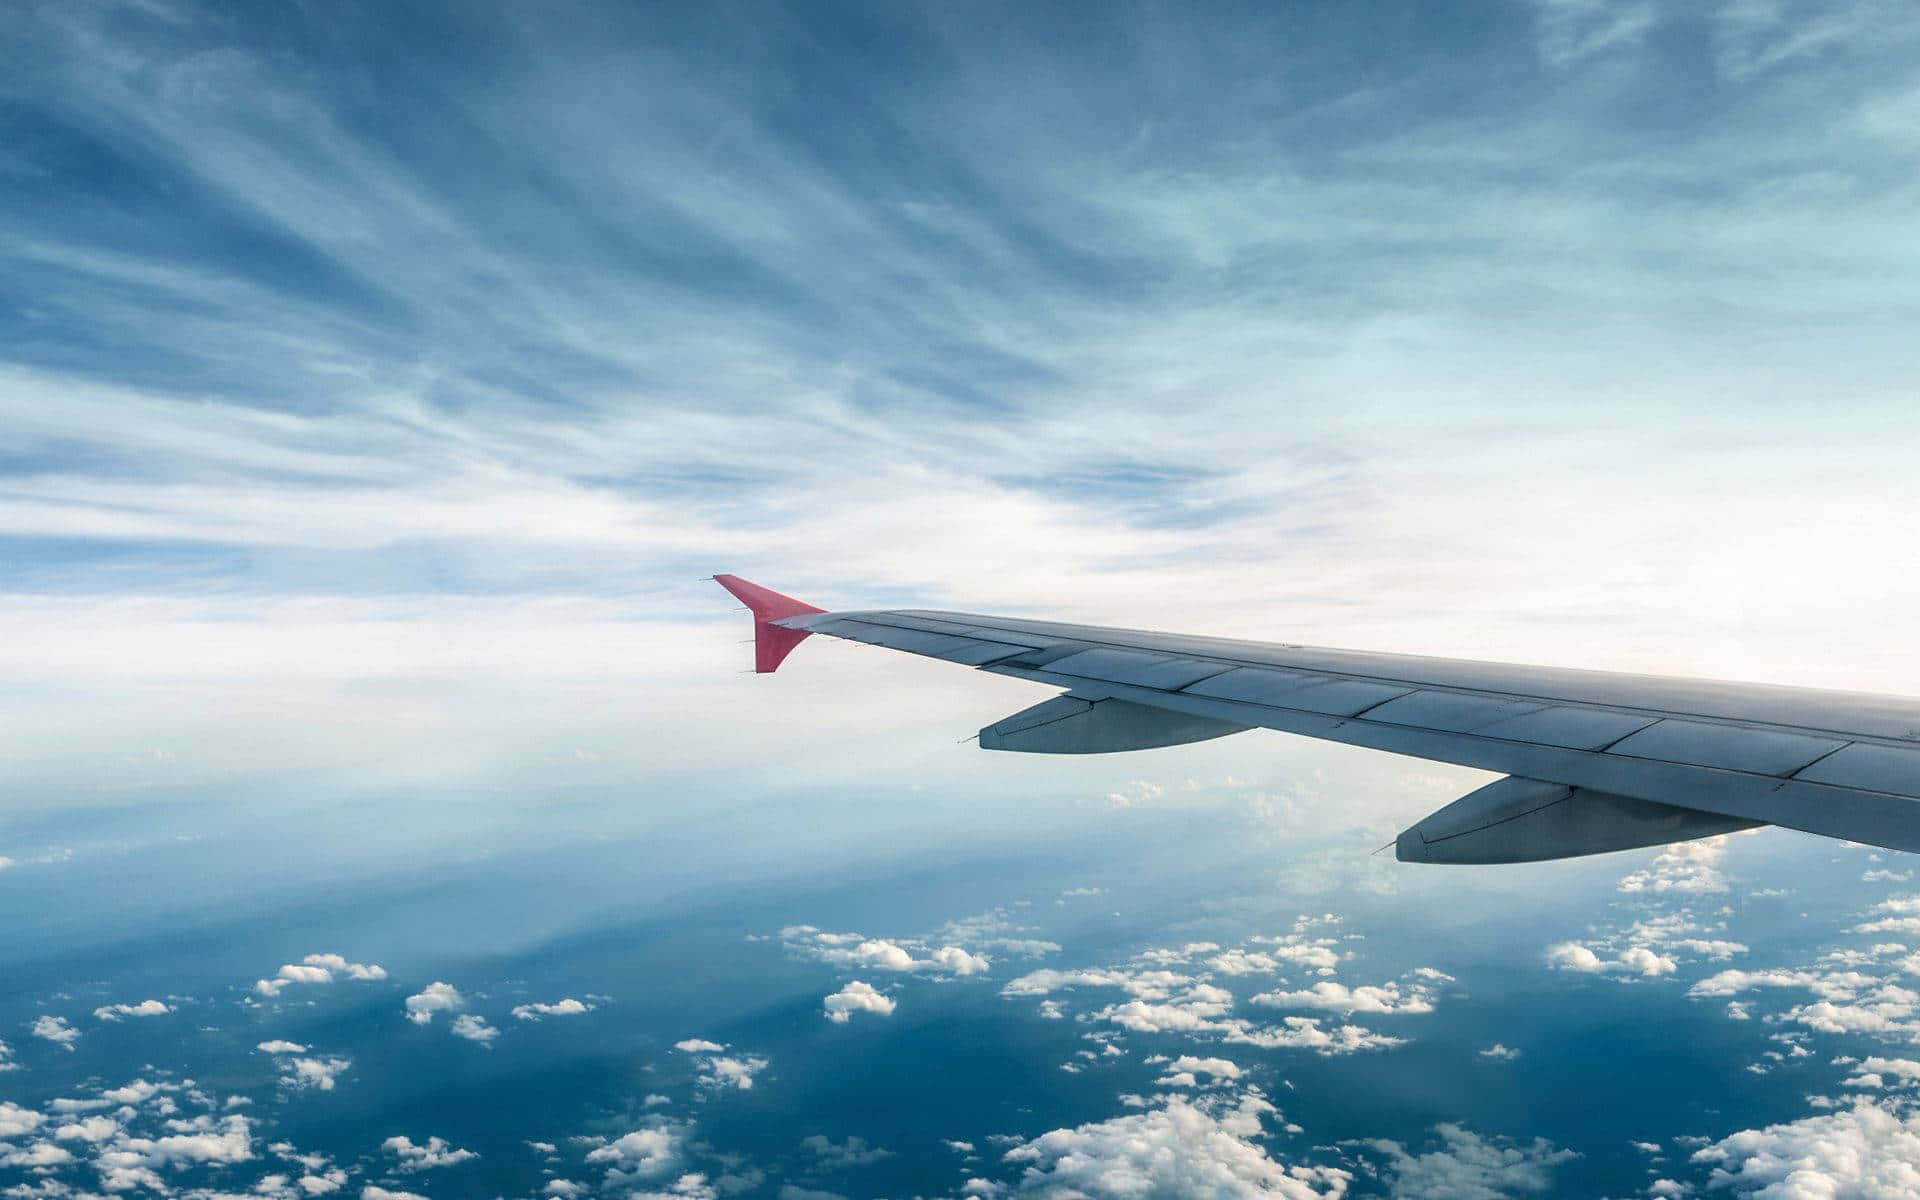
713, 574, 1920, 864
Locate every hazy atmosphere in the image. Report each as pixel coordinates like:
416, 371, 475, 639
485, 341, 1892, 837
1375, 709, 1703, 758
5, 1, 1920, 1197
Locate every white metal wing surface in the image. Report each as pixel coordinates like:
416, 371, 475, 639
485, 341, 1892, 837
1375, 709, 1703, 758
714, 575, 1920, 863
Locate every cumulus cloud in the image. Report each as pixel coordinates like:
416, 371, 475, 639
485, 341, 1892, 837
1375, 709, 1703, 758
1003, 1094, 1349, 1198
1690, 1099, 1920, 1196
450, 1014, 499, 1044
383, 1134, 479, 1171
2, 1140, 75, 1169
823, 981, 896, 1024
780, 926, 998, 976
0, 1038, 18, 1072
403, 982, 463, 1025
1479, 1044, 1522, 1061
512, 998, 593, 1020
93, 1113, 255, 1190
932, 946, 993, 976
31, 1014, 79, 1050
586, 1122, 685, 1187
55, 1114, 123, 1143
302, 953, 388, 980
1000, 969, 1132, 997
281, 1056, 353, 1091
93, 999, 171, 1021
675, 1039, 768, 1090
1222, 1017, 1405, 1056
258, 954, 386, 996
1845, 1057, 1920, 1089
1155, 1056, 1245, 1088
1687, 970, 1818, 998
1365, 1122, 1577, 1199
0, 1101, 45, 1138
1250, 981, 1435, 1015
1617, 839, 1733, 896
1546, 943, 1676, 977
1093, 982, 1236, 1035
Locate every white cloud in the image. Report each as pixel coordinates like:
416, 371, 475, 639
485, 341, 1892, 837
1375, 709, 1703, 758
403, 981, 463, 1025
512, 998, 593, 1020
94, 1113, 255, 1188
823, 981, 896, 1024
0, 1101, 46, 1138
1250, 981, 1435, 1015
282, 1056, 352, 1091
1367, 1122, 1578, 1199
1000, 968, 1132, 997
1618, 840, 1732, 896
1155, 1056, 1244, 1088
1690, 1099, 1920, 1196
1093, 984, 1236, 1035
586, 1122, 685, 1187
1845, 1057, 1920, 1089
93, 999, 171, 1021
1480, 1044, 1522, 1061
0, 1038, 17, 1073
932, 946, 993, 976
383, 1134, 479, 1171
1, 1141, 74, 1169
1002, 1094, 1349, 1198
54, 1114, 122, 1143
362, 1188, 429, 1200
258, 1039, 310, 1054
302, 953, 388, 980
1222, 1017, 1405, 1056
780, 925, 1000, 976
1688, 970, 1818, 998
101, 1078, 168, 1105
256, 964, 332, 996
450, 1014, 498, 1044
675, 1038, 769, 1090
700, 1055, 767, 1091
1546, 943, 1676, 977
258, 954, 385, 996
31, 1014, 79, 1049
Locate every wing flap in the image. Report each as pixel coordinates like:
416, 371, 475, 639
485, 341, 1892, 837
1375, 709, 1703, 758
1605, 719, 1845, 777
1797, 743, 1920, 795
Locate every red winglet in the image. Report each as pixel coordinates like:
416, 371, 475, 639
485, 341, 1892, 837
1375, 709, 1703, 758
713, 574, 827, 673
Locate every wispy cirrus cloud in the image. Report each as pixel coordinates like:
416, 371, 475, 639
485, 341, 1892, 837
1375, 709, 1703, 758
4, 0, 1920, 803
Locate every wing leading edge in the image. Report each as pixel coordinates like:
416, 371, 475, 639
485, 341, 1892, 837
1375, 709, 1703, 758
714, 577, 1920, 862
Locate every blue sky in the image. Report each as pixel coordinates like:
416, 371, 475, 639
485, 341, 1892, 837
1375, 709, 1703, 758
4, 0, 1920, 802
6, 1, 1920, 1197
